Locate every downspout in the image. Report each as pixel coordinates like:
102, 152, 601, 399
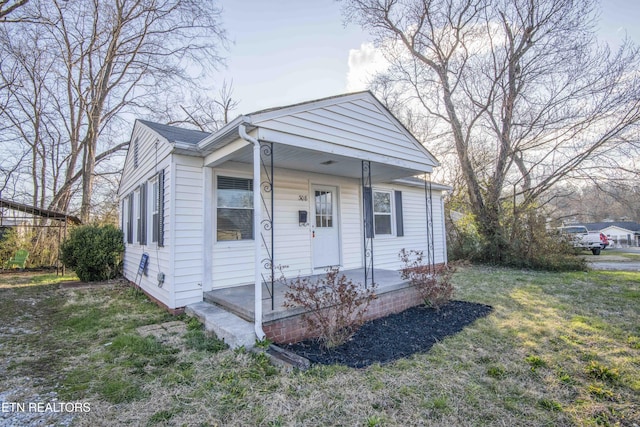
239, 123, 266, 341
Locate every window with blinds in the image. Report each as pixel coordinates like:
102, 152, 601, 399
216, 176, 254, 241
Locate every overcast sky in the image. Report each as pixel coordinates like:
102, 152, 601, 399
213, 0, 640, 115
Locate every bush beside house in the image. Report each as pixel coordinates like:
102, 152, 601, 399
61, 224, 124, 281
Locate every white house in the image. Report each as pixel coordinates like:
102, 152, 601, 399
580, 222, 640, 247
118, 91, 449, 341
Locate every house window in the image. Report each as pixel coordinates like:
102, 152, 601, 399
217, 176, 253, 241
151, 178, 159, 243
373, 190, 392, 235
126, 194, 134, 244
122, 198, 129, 243
139, 183, 148, 245
134, 189, 141, 243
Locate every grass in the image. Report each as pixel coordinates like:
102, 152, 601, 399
0, 267, 639, 426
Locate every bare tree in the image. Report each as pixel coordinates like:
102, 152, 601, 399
0, 0, 227, 221
341, 0, 640, 261
0, 0, 29, 21
0, 23, 57, 208
172, 80, 239, 132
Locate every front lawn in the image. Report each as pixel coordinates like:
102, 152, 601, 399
0, 267, 638, 426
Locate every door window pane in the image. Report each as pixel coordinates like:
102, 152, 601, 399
315, 190, 333, 228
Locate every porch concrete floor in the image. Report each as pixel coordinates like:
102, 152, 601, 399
204, 268, 408, 323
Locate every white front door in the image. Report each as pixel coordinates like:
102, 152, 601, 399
312, 185, 340, 268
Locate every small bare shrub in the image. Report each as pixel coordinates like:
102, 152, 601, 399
399, 249, 455, 310
282, 267, 377, 348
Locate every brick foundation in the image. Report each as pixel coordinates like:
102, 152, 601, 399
263, 284, 423, 344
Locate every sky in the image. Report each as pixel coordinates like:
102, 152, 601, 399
213, 0, 640, 115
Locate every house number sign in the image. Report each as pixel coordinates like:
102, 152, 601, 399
298, 195, 308, 201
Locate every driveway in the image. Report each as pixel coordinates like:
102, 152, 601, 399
589, 247, 640, 272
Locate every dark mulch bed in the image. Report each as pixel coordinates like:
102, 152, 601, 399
283, 300, 493, 368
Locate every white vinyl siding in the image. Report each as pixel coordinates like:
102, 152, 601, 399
211, 166, 362, 289
208, 167, 448, 288
119, 122, 172, 308
172, 156, 205, 308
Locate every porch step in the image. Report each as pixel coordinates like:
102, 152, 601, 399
185, 302, 256, 350
204, 289, 254, 322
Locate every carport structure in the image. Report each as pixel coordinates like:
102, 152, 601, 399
0, 198, 81, 274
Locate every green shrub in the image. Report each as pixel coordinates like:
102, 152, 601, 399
447, 211, 484, 261
0, 227, 21, 265
60, 224, 124, 281
446, 203, 587, 271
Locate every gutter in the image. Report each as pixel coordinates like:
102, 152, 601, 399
198, 115, 246, 154
238, 123, 267, 341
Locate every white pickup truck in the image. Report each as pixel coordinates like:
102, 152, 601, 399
559, 226, 609, 255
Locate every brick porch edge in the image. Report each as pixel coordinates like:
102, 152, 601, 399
262, 283, 424, 344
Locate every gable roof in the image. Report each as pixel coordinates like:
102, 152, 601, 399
131, 92, 441, 179
137, 119, 211, 145
198, 91, 439, 171
246, 91, 439, 167
579, 222, 640, 233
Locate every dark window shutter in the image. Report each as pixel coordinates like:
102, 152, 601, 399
127, 194, 133, 244
395, 191, 404, 237
158, 169, 165, 247
139, 183, 147, 245
121, 200, 126, 242
152, 180, 159, 243
136, 186, 141, 243
363, 186, 374, 238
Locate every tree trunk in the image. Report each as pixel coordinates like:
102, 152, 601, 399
79, 138, 95, 223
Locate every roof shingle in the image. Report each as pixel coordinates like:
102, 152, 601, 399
138, 120, 211, 145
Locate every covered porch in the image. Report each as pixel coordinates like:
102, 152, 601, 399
203, 265, 426, 344
204, 267, 409, 323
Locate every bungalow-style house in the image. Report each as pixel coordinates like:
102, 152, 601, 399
578, 221, 640, 247
118, 91, 449, 344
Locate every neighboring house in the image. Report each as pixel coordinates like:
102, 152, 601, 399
578, 222, 640, 247
118, 91, 449, 340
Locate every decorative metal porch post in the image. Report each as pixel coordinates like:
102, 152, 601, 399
424, 173, 436, 273
362, 160, 374, 288
259, 142, 275, 310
